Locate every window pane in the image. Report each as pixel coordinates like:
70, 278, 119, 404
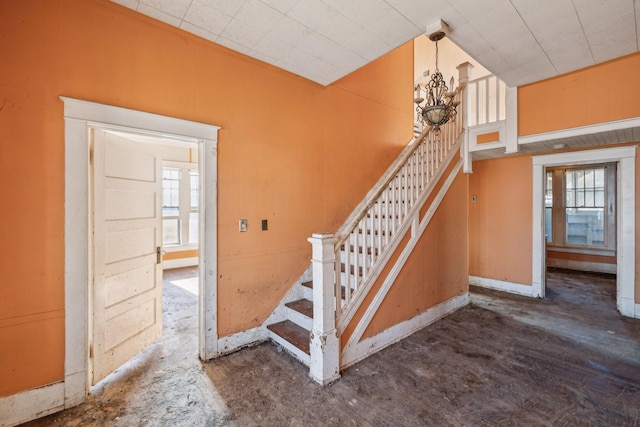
575, 170, 584, 188
162, 167, 180, 212
190, 171, 199, 210
565, 189, 574, 207
565, 170, 574, 189
189, 212, 198, 244
545, 172, 553, 207
595, 169, 604, 187
585, 169, 594, 188
545, 207, 552, 242
566, 208, 604, 246
163, 218, 180, 245
576, 189, 584, 207
585, 189, 594, 207
163, 207, 179, 216
595, 189, 604, 206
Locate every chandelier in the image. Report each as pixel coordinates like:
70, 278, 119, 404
414, 30, 459, 132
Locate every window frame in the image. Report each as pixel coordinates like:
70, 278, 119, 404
545, 162, 616, 255
161, 161, 199, 250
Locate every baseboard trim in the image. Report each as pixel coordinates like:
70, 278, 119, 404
216, 326, 266, 356
341, 293, 469, 369
0, 382, 64, 427
469, 275, 539, 297
546, 258, 616, 275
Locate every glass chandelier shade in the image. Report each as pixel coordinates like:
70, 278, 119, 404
414, 34, 459, 132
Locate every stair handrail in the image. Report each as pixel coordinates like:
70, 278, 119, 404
334, 83, 466, 250
332, 82, 466, 331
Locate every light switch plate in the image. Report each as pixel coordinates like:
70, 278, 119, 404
239, 219, 247, 232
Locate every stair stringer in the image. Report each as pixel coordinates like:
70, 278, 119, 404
341, 158, 468, 368
336, 135, 464, 334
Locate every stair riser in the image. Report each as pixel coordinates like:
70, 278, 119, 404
288, 308, 312, 330
268, 331, 311, 366
301, 283, 313, 301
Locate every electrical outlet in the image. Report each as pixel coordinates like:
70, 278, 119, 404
262, 219, 268, 231
239, 219, 247, 232
471, 195, 477, 203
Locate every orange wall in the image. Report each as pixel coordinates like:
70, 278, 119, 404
468, 156, 532, 285
518, 52, 640, 136
362, 170, 468, 339
0, 0, 413, 396
163, 250, 198, 261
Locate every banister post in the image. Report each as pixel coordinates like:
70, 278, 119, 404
457, 62, 474, 174
307, 233, 340, 385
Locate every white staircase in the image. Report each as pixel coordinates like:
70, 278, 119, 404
265, 68, 471, 384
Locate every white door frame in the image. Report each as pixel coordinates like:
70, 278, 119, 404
61, 97, 220, 407
532, 146, 638, 318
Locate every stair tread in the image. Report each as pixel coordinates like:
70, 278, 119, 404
285, 299, 313, 318
301, 280, 313, 289
267, 320, 310, 355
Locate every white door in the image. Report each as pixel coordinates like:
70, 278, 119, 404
91, 129, 163, 385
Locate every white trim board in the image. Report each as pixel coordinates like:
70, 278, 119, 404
0, 382, 64, 427
469, 276, 539, 297
519, 117, 640, 145
217, 326, 267, 356
531, 146, 636, 317
59, 97, 220, 421
341, 293, 469, 369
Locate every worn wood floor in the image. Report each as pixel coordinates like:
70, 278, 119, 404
23, 268, 640, 426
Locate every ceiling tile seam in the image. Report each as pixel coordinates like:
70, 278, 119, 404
253, 18, 370, 65
315, 0, 395, 54
382, 0, 423, 34
508, 0, 559, 76
569, 0, 596, 65
179, 0, 196, 26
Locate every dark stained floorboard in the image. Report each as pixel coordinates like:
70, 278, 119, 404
206, 269, 640, 426
23, 268, 640, 426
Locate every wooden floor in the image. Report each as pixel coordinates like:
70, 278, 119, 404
23, 268, 640, 426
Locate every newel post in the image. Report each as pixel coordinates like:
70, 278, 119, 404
307, 233, 340, 385
457, 61, 474, 174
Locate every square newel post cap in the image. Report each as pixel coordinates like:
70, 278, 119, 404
308, 233, 337, 261
456, 62, 474, 84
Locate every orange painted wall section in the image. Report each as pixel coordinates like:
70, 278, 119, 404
468, 156, 532, 285
0, 0, 413, 396
476, 131, 500, 144
362, 170, 468, 339
163, 250, 198, 261
518, 52, 640, 136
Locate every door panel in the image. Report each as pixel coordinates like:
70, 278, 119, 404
92, 129, 163, 385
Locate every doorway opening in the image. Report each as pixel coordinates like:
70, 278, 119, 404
531, 146, 636, 318
62, 97, 220, 407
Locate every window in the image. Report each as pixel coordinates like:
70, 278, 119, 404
162, 168, 181, 245
161, 164, 199, 247
545, 163, 615, 252
189, 170, 199, 244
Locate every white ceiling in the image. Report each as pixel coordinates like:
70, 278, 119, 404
113, 0, 639, 87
